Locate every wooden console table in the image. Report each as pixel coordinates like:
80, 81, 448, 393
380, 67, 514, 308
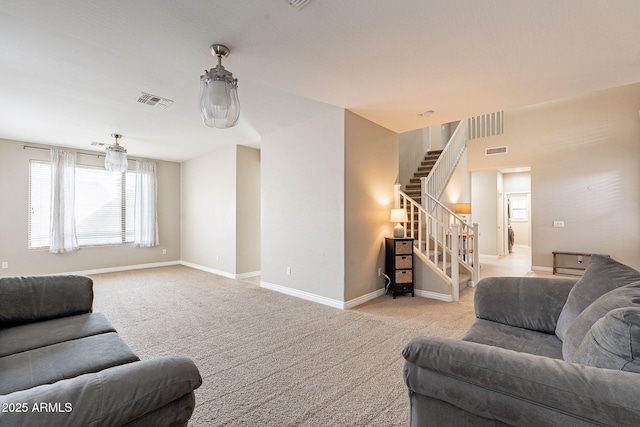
552, 251, 607, 275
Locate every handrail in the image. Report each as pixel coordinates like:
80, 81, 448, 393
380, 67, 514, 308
394, 186, 479, 301
423, 192, 479, 286
422, 120, 468, 212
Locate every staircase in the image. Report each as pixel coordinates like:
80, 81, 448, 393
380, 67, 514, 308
404, 150, 442, 205
394, 119, 479, 302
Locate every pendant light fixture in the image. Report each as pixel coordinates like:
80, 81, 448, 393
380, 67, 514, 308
105, 133, 128, 172
199, 44, 240, 129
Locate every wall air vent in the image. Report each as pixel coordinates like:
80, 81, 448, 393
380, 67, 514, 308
136, 92, 173, 108
90, 141, 106, 147
485, 146, 508, 156
286, 0, 313, 10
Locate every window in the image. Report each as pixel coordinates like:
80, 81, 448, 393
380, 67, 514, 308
509, 196, 528, 222
29, 161, 135, 249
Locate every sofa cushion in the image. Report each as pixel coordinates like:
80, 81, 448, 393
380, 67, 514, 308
555, 255, 640, 341
0, 275, 93, 325
0, 313, 116, 357
0, 332, 139, 394
473, 276, 576, 334
463, 319, 563, 359
571, 307, 640, 373
563, 282, 640, 361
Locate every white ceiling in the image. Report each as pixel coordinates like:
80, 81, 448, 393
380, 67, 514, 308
2, 0, 640, 162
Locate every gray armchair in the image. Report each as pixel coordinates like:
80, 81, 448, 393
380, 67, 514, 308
403, 255, 640, 426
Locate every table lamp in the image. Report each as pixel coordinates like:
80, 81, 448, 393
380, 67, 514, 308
390, 208, 409, 238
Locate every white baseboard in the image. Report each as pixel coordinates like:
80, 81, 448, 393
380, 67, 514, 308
344, 288, 386, 309
260, 281, 388, 310
415, 289, 454, 302
260, 281, 345, 309
236, 271, 261, 279
261, 280, 458, 308
180, 261, 236, 279
73, 261, 181, 276
180, 262, 261, 279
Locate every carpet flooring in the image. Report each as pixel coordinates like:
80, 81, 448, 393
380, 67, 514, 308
90, 265, 476, 426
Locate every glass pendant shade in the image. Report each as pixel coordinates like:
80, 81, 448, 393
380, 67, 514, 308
199, 44, 240, 129
105, 134, 128, 173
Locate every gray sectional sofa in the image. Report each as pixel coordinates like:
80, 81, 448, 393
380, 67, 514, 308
0, 274, 202, 426
403, 255, 640, 426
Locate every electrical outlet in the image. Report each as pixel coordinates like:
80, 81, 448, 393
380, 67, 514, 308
1, 262, 8, 269
553, 221, 565, 228
162, 249, 167, 255
286, 267, 291, 275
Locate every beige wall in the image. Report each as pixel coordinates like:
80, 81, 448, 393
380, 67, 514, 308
344, 110, 398, 301
262, 109, 399, 305
0, 138, 181, 276
236, 146, 261, 275
471, 170, 500, 256
467, 83, 640, 269
181, 144, 237, 274
261, 109, 346, 301
181, 144, 261, 276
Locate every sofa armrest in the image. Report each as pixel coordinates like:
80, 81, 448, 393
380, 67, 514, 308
0, 356, 202, 427
403, 336, 640, 426
0, 275, 93, 325
474, 276, 577, 333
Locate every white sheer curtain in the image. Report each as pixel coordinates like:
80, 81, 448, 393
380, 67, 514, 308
50, 149, 79, 253
134, 160, 159, 247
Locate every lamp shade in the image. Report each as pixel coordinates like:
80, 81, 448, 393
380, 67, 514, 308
390, 208, 408, 223
200, 74, 240, 128
454, 203, 471, 215
105, 148, 128, 173
105, 134, 128, 173
200, 44, 240, 129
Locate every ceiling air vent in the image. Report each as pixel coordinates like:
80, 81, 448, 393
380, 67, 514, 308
286, 0, 313, 10
136, 92, 173, 109
485, 146, 508, 156
90, 141, 106, 147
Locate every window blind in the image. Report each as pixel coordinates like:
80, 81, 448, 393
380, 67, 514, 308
29, 160, 136, 248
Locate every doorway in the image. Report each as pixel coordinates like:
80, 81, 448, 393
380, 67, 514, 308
501, 192, 532, 255
500, 169, 531, 256
471, 168, 531, 258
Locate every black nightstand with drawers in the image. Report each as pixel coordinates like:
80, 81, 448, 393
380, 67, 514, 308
385, 237, 414, 298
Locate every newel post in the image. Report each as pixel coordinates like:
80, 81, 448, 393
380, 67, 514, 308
394, 183, 401, 209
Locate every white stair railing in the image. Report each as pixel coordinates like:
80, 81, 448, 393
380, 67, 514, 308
423, 192, 479, 286
394, 117, 482, 300
394, 185, 479, 301
468, 111, 504, 140
422, 120, 468, 213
